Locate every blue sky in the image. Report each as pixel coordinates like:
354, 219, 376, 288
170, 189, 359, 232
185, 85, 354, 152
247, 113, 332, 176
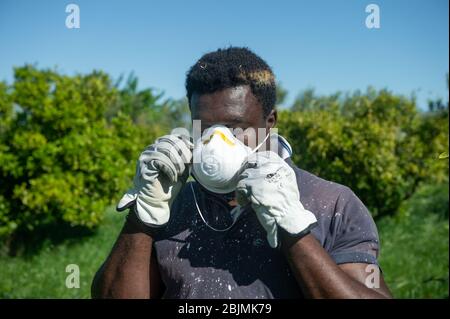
0, 0, 448, 108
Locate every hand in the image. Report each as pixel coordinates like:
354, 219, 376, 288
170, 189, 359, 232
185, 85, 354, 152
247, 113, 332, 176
236, 151, 317, 248
117, 134, 193, 228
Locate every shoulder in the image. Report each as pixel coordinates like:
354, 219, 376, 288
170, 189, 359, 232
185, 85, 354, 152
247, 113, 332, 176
286, 158, 353, 208
285, 159, 379, 250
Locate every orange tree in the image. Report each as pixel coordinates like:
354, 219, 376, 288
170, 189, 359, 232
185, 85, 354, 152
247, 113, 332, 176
280, 87, 448, 218
0, 66, 182, 253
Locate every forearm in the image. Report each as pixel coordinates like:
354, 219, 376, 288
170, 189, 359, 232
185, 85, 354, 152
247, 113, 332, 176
91, 215, 153, 299
282, 233, 388, 299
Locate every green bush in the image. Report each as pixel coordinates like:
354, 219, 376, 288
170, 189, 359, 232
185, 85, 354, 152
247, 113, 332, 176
1, 66, 448, 253
0, 66, 153, 253
280, 88, 449, 218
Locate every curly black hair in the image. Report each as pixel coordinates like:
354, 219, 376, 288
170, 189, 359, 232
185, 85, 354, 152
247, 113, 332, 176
185, 47, 276, 118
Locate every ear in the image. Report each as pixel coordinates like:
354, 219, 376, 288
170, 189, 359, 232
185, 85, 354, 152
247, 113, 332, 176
265, 109, 277, 130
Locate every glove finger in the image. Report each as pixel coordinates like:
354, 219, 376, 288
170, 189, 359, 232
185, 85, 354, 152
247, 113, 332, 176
237, 160, 257, 179
154, 144, 186, 176
140, 134, 193, 180
152, 158, 178, 183
235, 184, 251, 206
140, 150, 178, 183
117, 189, 138, 212
157, 134, 193, 164
266, 223, 279, 248
179, 163, 190, 184
172, 134, 194, 162
253, 205, 279, 248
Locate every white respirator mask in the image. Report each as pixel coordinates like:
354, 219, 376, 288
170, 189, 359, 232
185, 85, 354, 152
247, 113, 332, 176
192, 125, 270, 194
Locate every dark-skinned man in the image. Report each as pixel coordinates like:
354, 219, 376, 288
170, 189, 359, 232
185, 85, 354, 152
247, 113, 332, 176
91, 47, 392, 299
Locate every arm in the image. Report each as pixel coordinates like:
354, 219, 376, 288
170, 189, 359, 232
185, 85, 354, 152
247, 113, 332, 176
281, 233, 392, 299
91, 134, 192, 298
237, 152, 391, 298
91, 212, 164, 299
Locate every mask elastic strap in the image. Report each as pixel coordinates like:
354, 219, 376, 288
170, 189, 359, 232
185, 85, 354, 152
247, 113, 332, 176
248, 128, 272, 156
190, 183, 241, 232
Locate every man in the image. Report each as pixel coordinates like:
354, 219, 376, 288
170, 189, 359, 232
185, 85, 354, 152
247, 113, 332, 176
91, 47, 392, 299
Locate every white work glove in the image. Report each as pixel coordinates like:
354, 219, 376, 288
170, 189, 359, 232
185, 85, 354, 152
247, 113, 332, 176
236, 151, 318, 248
117, 134, 193, 228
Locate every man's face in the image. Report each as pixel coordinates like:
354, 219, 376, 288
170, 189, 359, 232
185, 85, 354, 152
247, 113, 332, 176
190, 85, 277, 148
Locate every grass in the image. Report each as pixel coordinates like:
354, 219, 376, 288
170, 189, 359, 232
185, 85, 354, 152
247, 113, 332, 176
378, 214, 449, 298
0, 207, 124, 298
0, 183, 448, 298
377, 183, 449, 298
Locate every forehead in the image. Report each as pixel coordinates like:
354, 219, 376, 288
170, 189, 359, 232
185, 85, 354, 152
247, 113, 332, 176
190, 85, 263, 125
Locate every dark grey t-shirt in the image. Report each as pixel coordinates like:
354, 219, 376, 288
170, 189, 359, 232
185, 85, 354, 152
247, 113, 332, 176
153, 158, 380, 299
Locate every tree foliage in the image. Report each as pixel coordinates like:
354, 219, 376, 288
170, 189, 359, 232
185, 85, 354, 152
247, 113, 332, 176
0, 66, 186, 252
280, 87, 449, 218
0, 66, 448, 252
